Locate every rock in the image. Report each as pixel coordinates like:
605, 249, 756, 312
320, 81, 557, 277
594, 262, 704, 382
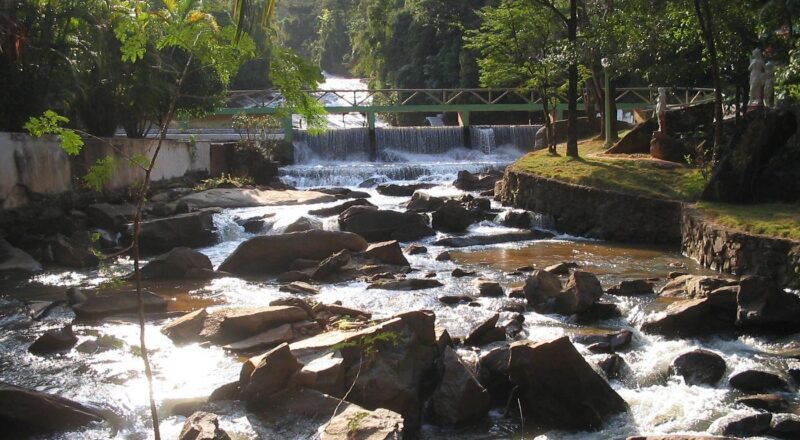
376, 183, 436, 197
308, 198, 374, 217
477, 347, 512, 404
607, 280, 654, 296
0, 381, 104, 437
85, 203, 136, 230
453, 170, 501, 191
729, 370, 790, 393
367, 278, 443, 291
770, 414, 800, 439
555, 271, 603, 315
627, 437, 735, 440
473, 279, 503, 297
452, 268, 477, 278
498, 210, 532, 229
571, 330, 633, 353
435, 251, 451, 261
736, 394, 790, 412
605, 119, 658, 154
640, 287, 737, 337
544, 261, 578, 275
365, 241, 409, 266
339, 206, 433, 242
277, 271, 312, 283
133, 211, 217, 254
179, 188, 336, 209
508, 287, 525, 299
405, 244, 427, 255
162, 306, 308, 345
322, 405, 404, 440
670, 349, 726, 386
736, 275, 800, 333
464, 313, 501, 346
72, 291, 167, 320
241, 218, 268, 233
162, 309, 208, 342
508, 337, 628, 431
218, 230, 367, 274
659, 275, 737, 298
0, 238, 42, 273
294, 354, 345, 396
178, 411, 231, 440
240, 343, 303, 402
311, 250, 351, 280
433, 230, 553, 248
438, 295, 473, 305
573, 302, 622, 322
140, 247, 213, 280
429, 347, 490, 426
49, 233, 99, 268
406, 192, 445, 212
650, 134, 694, 163
431, 200, 476, 232
722, 413, 772, 437
523, 270, 563, 308
284, 216, 323, 233
598, 354, 626, 380
223, 323, 294, 353
279, 282, 320, 295
28, 325, 78, 355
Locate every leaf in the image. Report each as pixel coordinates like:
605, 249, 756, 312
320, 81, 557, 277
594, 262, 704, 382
84, 156, 117, 192
59, 130, 84, 155
129, 154, 152, 170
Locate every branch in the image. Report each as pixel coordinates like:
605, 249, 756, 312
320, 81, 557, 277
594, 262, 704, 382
527, 0, 568, 26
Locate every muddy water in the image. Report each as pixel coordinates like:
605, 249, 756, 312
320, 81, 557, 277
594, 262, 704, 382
1, 150, 799, 439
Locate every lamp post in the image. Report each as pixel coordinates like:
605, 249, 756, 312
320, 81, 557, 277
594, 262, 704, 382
601, 57, 612, 148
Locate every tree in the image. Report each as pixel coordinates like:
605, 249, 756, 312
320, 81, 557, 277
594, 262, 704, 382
692, 0, 724, 158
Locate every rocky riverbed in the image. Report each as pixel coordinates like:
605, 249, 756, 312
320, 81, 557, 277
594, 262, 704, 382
1, 151, 799, 440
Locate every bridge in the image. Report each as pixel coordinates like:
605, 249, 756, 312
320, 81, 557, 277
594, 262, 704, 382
215, 86, 715, 144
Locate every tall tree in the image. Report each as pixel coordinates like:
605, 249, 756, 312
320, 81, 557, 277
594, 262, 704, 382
693, 0, 724, 159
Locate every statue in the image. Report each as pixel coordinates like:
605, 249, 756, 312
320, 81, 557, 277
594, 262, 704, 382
749, 49, 766, 107
656, 87, 668, 133
764, 61, 776, 108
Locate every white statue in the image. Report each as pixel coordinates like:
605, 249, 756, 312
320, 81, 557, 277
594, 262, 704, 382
749, 49, 766, 106
656, 87, 668, 133
764, 61, 776, 108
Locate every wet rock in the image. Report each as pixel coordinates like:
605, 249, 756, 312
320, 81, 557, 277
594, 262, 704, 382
162, 306, 308, 345
523, 270, 563, 308
311, 250, 351, 280
508, 287, 525, 299
339, 206, 433, 242
179, 188, 336, 209
573, 302, 622, 323
607, 279, 654, 296
308, 198, 375, 217
555, 271, 603, 315
597, 354, 626, 380
453, 170, 501, 191
0, 381, 105, 436
627, 437, 735, 440
640, 287, 737, 337
208, 382, 241, 402
478, 346, 512, 404
223, 323, 294, 353
49, 233, 99, 268
434, 230, 553, 248
133, 211, 217, 254
435, 251, 452, 261
294, 354, 345, 396
289, 258, 320, 270
438, 295, 473, 305
365, 241, 409, 266
405, 244, 428, 255
28, 325, 78, 355
736, 394, 790, 412
322, 405, 404, 440
736, 275, 800, 333
240, 343, 303, 402
465, 313, 503, 346
544, 261, 579, 275
660, 275, 737, 298
571, 330, 633, 353
508, 337, 628, 431
218, 230, 367, 275
729, 370, 790, 393
377, 183, 436, 197
429, 346, 490, 426
178, 411, 231, 440
162, 309, 208, 343
722, 413, 772, 437
72, 291, 167, 320
279, 282, 320, 295
0, 238, 42, 273
271, 298, 316, 319
277, 271, 311, 283
435, 327, 453, 353
431, 200, 476, 232
473, 279, 503, 297
499, 210, 532, 229
669, 349, 726, 386
367, 278, 443, 291
770, 414, 800, 439
85, 203, 136, 231
406, 192, 445, 212
284, 216, 323, 233
140, 247, 213, 280
452, 268, 477, 278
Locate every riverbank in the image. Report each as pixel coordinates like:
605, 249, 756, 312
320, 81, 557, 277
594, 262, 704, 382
498, 138, 800, 288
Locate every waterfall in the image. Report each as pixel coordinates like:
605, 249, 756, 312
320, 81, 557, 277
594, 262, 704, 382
376, 127, 464, 155
213, 212, 248, 242
474, 127, 496, 154
473, 125, 541, 152
293, 128, 370, 162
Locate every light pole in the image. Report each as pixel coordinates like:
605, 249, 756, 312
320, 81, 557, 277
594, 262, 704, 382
602, 57, 612, 148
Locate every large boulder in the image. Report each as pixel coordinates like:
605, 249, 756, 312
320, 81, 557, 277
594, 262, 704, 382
218, 230, 367, 274
311, 249, 351, 280
28, 325, 78, 355
132, 211, 217, 254
431, 200, 477, 232
283, 216, 323, 233
49, 233, 99, 268
428, 347, 490, 426
0, 238, 42, 274
453, 171, 501, 191
641, 287, 737, 337
339, 206, 433, 242
367, 278, 443, 291
85, 203, 136, 231
72, 291, 167, 320
523, 270, 563, 307
607, 279, 654, 296
322, 405, 403, 440
736, 275, 800, 333
669, 349, 727, 386
406, 192, 445, 213
376, 183, 436, 197
140, 247, 213, 280
308, 198, 375, 217
240, 343, 304, 402
659, 275, 737, 298
605, 119, 658, 154
365, 241, 409, 267
508, 337, 628, 431
650, 134, 694, 163
162, 306, 309, 345
178, 411, 231, 440
728, 370, 790, 393
555, 271, 604, 315
0, 381, 104, 437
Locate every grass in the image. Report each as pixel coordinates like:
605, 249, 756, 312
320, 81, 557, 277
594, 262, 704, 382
511, 136, 707, 202
696, 202, 800, 241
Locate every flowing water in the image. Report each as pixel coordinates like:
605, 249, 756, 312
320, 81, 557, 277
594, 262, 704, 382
2, 123, 799, 439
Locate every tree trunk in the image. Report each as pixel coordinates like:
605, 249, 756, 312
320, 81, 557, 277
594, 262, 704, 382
694, 0, 724, 160
566, 0, 579, 157
609, 80, 619, 140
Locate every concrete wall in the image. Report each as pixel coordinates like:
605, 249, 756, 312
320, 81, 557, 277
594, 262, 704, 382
0, 132, 210, 208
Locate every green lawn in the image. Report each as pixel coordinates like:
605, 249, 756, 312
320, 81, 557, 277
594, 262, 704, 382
511, 138, 707, 202
696, 202, 800, 241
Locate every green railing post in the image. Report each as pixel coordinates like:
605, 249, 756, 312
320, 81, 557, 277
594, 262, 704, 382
367, 112, 377, 161
282, 116, 294, 143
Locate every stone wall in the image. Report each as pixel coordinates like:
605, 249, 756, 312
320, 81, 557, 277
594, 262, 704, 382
497, 170, 683, 245
682, 209, 800, 288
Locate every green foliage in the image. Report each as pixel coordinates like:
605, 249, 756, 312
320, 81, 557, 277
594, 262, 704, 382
85, 156, 118, 191
270, 46, 327, 132
332, 330, 403, 359
347, 411, 370, 435
697, 202, 800, 240
23, 111, 85, 155
194, 174, 255, 191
